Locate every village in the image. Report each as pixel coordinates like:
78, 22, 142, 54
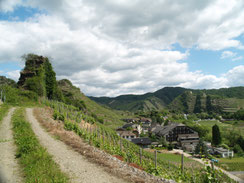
116, 117, 234, 159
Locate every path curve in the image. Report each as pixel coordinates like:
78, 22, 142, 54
0, 108, 23, 183
26, 108, 128, 183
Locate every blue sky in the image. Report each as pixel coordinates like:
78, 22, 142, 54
0, 0, 244, 96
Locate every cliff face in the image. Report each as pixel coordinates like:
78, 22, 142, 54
17, 55, 47, 88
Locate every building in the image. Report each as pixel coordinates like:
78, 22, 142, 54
151, 122, 199, 151
178, 133, 200, 152
213, 147, 234, 158
122, 123, 142, 135
131, 138, 152, 148
117, 131, 136, 141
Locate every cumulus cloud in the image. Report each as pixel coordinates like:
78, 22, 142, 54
225, 65, 244, 86
221, 51, 236, 59
1, 0, 244, 96
6, 70, 20, 81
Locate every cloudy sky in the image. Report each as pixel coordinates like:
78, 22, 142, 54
0, 0, 244, 96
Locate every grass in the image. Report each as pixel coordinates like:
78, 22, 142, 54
157, 152, 193, 163
12, 108, 69, 183
0, 104, 10, 124
217, 157, 244, 171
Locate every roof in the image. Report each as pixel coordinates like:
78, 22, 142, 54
140, 118, 152, 122
131, 138, 152, 145
157, 123, 182, 136
118, 131, 136, 137
214, 147, 230, 153
122, 123, 134, 129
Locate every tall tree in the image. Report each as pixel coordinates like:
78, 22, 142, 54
212, 124, 221, 146
193, 94, 202, 113
44, 60, 57, 99
206, 95, 212, 114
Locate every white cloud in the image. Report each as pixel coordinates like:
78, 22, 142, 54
6, 70, 20, 81
225, 65, 244, 86
221, 51, 236, 59
232, 56, 243, 61
0, 0, 22, 12
1, 0, 244, 96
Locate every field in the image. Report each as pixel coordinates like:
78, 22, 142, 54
197, 120, 244, 138
217, 157, 244, 171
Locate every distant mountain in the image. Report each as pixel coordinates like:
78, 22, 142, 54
89, 87, 187, 112
90, 87, 244, 113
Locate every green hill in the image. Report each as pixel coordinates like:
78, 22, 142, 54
57, 79, 124, 128
15, 54, 124, 128
90, 87, 186, 112
90, 87, 244, 113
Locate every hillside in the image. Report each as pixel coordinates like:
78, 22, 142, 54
57, 79, 124, 128
0, 76, 17, 87
90, 87, 186, 112
11, 54, 124, 128
90, 87, 244, 113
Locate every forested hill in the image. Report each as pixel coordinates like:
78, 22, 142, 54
89, 86, 244, 113
89, 87, 186, 112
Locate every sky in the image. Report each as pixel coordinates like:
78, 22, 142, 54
0, 0, 244, 97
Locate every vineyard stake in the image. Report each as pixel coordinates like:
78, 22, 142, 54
155, 150, 157, 169
181, 153, 184, 173
140, 148, 142, 165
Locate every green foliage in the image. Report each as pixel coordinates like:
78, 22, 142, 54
195, 139, 208, 156
44, 99, 235, 183
0, 104, 10, 123
206, 95, 213, 114
194, 94, 202, 113
0, 85, 37, 105
12, 108, 69, 183
20, 54, 64, 101
212, 124, 222, 146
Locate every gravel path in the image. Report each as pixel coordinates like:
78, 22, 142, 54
26, 108, 128, 183
0, 108, 23, 183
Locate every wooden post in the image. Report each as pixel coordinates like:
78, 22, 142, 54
120, 138, 122, 151
140, 148, 142, 165
181, 153, 184, 173
211, 161, 214, 170
155, 150, 157, 169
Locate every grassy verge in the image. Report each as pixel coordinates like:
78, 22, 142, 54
0, 104, 10, 124
217, 157, 244, 171
12, 108, 69, 183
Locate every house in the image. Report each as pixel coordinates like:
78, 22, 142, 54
131, 137, 152, 148
122, 123, 142, 135
213, 147, 234, 158
178, 133, 200, 152
117, 131, 136, 141
151, 122, 199, 151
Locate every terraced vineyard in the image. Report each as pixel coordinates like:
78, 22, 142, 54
42, 99, 236, 183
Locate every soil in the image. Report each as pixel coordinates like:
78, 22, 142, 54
0, 108, 23, 183
26, 108, 129, 183
32, 107, 173, 183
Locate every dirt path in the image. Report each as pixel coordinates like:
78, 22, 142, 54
0, 108, 23, 183
26, 108, 128, 183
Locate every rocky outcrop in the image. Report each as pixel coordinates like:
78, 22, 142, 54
17, 55, 47, 88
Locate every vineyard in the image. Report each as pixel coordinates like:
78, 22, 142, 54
42, 99, 236, 183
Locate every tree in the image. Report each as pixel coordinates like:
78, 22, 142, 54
195, 139, 208, 156
212, 124, 221, 146
194, 94, 202, 113
44, 60, 57, 99
206, 95, 213, 114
